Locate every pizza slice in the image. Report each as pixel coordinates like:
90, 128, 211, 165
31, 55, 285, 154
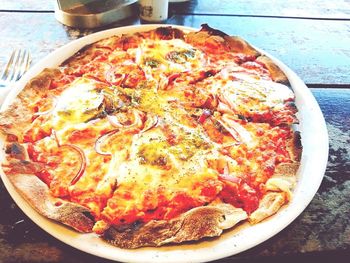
0, 25, 302, 249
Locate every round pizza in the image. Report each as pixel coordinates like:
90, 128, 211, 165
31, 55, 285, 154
0, 24, 302, 248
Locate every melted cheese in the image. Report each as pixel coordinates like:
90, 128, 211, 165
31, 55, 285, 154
21, 32, 298, 227
101, 125, 221, 221
214, 72, 294, 115
52, 78, 104, 126
130, 38, 206, 74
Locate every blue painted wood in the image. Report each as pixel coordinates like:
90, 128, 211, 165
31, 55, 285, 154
0, 13, 349, 84
171, 0, 350, 19
0, 88, 349, 263
311, 88, 350, 130
166, 15, 350, 85
0, 1, 349, 261
2, 0, 350, 19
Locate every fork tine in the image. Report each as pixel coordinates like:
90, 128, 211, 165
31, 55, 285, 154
13, 49, 30, 81
1, 49, 31, 87
0, 50, 17, 81
12, 49, 27, 82
25, 50, 31, 71
22, 50, 31, 77
5, 49, 22, 83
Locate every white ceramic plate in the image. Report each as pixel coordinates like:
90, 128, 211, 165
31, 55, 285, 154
0, 25, 328, 263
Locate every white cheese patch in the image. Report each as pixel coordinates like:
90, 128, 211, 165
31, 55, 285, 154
130, 38, 205, 74
52, 78, 104, 127
219, 73, 294, 111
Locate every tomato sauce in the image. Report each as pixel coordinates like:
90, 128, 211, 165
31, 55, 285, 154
218, 178, 263, 214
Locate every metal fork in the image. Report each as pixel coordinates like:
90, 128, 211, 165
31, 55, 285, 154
0, 49, 31, 88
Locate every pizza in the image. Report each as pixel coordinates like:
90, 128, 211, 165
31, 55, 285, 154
0, 24, 302, 249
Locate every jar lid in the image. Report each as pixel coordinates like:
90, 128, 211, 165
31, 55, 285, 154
55, 0, 137, 29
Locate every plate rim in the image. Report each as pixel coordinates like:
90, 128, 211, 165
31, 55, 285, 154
0, 24, 328, 263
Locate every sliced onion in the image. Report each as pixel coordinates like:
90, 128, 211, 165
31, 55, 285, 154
217, 161, 241, 184
168, 99, 194, 109
202, 94, 218, 109
50, 130, 86, 185
216, 119, 240, 142
165, 73, 181, 90
120, 73, 129, 87
198, 109, 211, 124
51, 129, 61, 147
219, 64, 242, 80
217, 100, 235, 115
223, 162, 229, 175
107, 109, 144, 129
168, 73, 180, 83
159, 73, 182, 90
219, 173, 241, 184
106, 115, 124, 128
222, 114, 252, 144
179, 101, 194, 108
200, 53, 209, 67
134, 47, 143, 65
133, 109, 146, 128
140, 114, 158, 133
58, 144, 87, 186
158, 74, 169, 90
218, 93, 236, 113
219, 67, 230, 80
94, 129, 120, 156
33, 97, 57, 116
105, 65, 126, 86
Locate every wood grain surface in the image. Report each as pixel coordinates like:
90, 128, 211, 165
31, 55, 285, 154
2, 0, 350, 19
0, 12, 350, 85
0, 88, 348, 263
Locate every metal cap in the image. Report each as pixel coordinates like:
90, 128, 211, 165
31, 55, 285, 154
55, 0, 137, 29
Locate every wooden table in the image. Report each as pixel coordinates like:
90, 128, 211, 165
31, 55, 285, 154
0, 1, 349, 262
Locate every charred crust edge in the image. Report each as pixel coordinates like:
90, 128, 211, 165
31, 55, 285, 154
200, 24, 229, 37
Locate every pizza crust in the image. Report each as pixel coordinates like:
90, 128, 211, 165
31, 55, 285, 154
256, 55, 289, 84
291, 131, 303, 161
152, 26, 185, 40
102, 204, 247, 248
187, 24, 290, 84
1, 141, 94, 233
186, 24, 260, 58
0, 25, 302, 248
249, 192, 287, 224
0, 68, 60, 140
5, 172, 94, 233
